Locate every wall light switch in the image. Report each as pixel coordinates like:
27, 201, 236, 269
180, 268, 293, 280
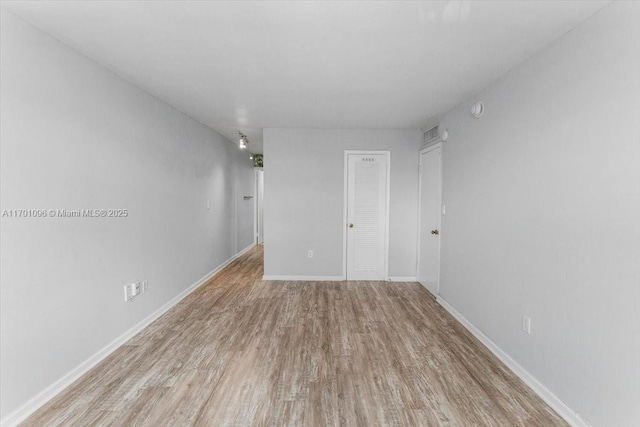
522, 315, 531, 334
441, 204, 446, 215
130, 281, 140, 297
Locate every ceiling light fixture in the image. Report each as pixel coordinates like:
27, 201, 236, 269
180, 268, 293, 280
238, 132, 248, 149
470, 102, 484, 119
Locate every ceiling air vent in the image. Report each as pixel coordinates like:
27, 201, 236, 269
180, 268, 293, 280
422, 124, 440, 148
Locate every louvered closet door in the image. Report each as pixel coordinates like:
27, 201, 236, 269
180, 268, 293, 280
346, 153, 388, 280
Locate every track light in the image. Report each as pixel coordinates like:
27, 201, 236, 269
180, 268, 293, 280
238, 132, 248, 149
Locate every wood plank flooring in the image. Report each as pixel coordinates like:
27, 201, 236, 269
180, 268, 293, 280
22, 245, 567, 426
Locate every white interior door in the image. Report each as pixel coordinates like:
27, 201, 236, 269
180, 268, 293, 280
256, 169, 264, 244
346, 152, 389, 280
418, 145, 442, 295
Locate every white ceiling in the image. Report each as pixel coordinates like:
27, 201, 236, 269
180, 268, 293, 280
2, 1, 610, 153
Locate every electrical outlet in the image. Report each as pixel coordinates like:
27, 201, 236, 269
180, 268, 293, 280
308, 250, 313, 258
142, 280, 148, 293
522, 315, 531, 334
125, 281, 143, 302
130, 281, 141, 297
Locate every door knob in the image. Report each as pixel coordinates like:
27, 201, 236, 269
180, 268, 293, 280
348, 223, 354, 228
431, 229, 439, 235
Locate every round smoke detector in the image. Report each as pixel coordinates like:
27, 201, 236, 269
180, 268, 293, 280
471, 102, 484, 119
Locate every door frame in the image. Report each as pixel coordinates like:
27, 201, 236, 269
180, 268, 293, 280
254, 167, 264, 245
416, 143, 442, 294
342, 150, 391, 281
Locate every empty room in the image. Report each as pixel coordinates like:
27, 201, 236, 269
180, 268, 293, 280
1, 1, 638, 426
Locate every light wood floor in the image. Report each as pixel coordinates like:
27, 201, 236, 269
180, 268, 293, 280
23, 245, 566, 426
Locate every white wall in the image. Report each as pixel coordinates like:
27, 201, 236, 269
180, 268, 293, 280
437, 3, 640, 426
263, 128, 421, 279
0, 10, 254, 420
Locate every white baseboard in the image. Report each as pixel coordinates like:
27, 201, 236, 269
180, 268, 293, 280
388, 276, 417, 282
262, 276, 418, 283
0, 244, 255, 427
436, 296, 591, 427
236, 242, 256, 258
262, 275, 346, 281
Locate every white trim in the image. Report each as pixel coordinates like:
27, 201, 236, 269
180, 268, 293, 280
388, 276, 418, 282
262, 275, 346, 282
261, 276, 416, 283
236, 242, 256, 258
384, 153, 391, 281
421, 141, 442, 154
343, 150, 391, 281
0, 244, 256, 427
342, 151, 348, 279
254, 168, 258, 245
254, 168, 264, 245
422, 137, 442, 150
436, 296, 591, 427
416, 143, 442, 296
